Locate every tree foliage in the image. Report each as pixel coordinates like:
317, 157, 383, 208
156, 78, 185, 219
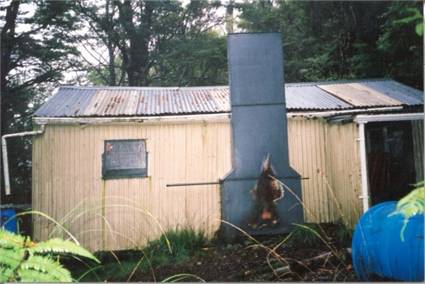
0, 0, 81, 204
1, 0, 80, 128
237, 0, 423, 89
73, 0, 226, 86
376, 2, 423, 89
0, 0, 423, 206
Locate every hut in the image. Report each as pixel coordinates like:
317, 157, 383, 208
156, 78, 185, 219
31, 78, 423, 251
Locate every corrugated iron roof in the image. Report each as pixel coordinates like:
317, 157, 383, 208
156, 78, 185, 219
319, 83, 402, 107
359, 80, 423, 105
285, 84, 352, 110
34, 79, 423, 117
35, 86, 230, 117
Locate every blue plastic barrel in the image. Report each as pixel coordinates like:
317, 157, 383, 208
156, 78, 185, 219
352, 201, 424, 281
0, 208, 17, 233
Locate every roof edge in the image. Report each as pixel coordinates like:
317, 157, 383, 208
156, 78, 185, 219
33, 113, 231, 125
55, 78, 405, 91
285, 77, 392, 88
57, 85, 230, 91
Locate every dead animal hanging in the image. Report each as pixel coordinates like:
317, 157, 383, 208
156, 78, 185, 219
249, 154, 284, 229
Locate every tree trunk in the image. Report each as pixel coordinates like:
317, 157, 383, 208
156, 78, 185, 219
226, 0, 234, 34
115, 0, 152, 86
105, 0, 116, 86
1, 0, 20, 134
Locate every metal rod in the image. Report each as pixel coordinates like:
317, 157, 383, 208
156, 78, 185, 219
166, 181, 221, 187
166, 175, 309, 187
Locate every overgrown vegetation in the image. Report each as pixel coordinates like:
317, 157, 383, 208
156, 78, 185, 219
334, 220, 352, 247
70, 223, 354, 282
287, 223, 323, 248
76, 228, 208, 282
144, 228, 208, 264
0, 229, 99, 282
286, 221, 352, 249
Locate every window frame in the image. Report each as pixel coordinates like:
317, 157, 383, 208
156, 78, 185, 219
101, 139, 148, 180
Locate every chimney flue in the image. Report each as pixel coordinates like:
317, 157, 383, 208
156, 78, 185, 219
220, 33, 303, 240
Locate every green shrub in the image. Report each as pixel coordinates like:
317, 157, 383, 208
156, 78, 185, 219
334, 219, 352, 247
0, 229, 99, 282
288, 223, 323, 247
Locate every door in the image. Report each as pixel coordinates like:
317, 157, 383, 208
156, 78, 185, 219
366, 121, 416, 205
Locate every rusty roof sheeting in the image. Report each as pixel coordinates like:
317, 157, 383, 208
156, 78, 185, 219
34, 86, 230, 117
34, 79, 423, 117
316, 80, 423, 108
318, 83, 402, 106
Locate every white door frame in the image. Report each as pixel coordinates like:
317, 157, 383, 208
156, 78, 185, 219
354, 112, 424, 213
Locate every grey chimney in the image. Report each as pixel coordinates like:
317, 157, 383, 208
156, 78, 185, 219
220, 33, 304, 240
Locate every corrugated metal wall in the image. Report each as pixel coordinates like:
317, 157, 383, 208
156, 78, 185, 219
287, 118, 362, 227
32, 121, 232, 251
32, 116, 379, 251
412, 120, 424, 182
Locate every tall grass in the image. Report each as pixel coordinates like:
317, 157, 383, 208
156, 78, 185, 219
287, 223, 323, 248
4, 200, 178, 281
46, 195, 171, 251
4, 194, 217, 281
145, 228, 207, 263
78, 228, 208, 282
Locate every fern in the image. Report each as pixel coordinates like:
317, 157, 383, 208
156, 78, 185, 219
0, 229, 26, 249
389, 182, 424, 242
29, 238, 99, 263
0, 267, 15, 282
17, 268, 61, 282
0, 229, 99, 282
0, 247, 24, 268
21, 255, 72, 282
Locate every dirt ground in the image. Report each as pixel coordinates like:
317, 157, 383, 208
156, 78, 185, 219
102, 224, 357, 282
131, 244, 355, 282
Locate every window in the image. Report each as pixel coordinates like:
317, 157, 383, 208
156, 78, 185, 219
102, 139, 147, 179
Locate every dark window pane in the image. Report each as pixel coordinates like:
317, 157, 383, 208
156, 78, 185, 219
102, 139, 147, 179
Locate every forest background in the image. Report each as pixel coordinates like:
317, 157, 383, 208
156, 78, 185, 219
0, 0, 423, 203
